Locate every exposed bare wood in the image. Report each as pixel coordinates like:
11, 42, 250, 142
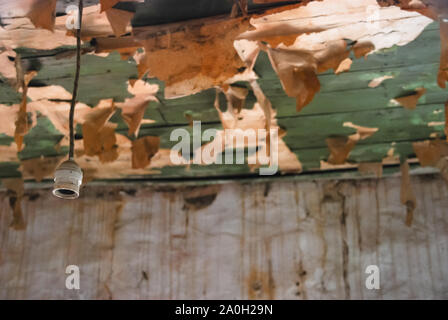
1, 175, 447, 299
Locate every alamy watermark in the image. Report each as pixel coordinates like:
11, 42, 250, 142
365, 265, 380, 290
64, 264, 379, 291
65, 265, 80, 290
169, 121, 279, 175
65, 5, 81, 30
62, 4, 385, 176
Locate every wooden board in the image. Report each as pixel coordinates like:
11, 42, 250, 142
0, 12, 446, 181
0, 174, 447, 299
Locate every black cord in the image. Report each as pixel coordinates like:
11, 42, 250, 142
69, 0, 84, 160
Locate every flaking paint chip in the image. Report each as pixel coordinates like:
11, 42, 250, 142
391, 87, 426, 110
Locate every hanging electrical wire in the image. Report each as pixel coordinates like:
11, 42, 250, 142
69, 0, 84, 160
53, 0, 84, 200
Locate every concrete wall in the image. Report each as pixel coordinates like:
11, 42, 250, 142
0, 174, 447, 299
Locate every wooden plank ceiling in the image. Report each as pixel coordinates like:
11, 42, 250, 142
1, 0, 448, 183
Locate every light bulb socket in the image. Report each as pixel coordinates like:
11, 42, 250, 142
53, 160, 83, 200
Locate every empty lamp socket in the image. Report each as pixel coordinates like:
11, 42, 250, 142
53, 160, 83, 200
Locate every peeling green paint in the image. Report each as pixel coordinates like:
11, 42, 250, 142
0, 22, 446, 181
0, 133, 14, 146
0, 162, 22, 179
18, 114, 68, 160
30, 51, 137, 106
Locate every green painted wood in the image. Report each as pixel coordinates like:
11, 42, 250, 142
0, 133, 13, 146
18, 114, 68, 160
150, 23, 446, 124
253, 27, 441, 77
0, 162, 21, 179
293, 141, 415, 171
147, 87, 257, 125
0, 78, 22, 105
279, 104, 444, 150
30, 52, 137, 106
12, 24, 444, 123
0, 22, 446, 181
15, 45, 92, 60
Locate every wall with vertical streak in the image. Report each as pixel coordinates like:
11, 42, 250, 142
0, 174, 447, 299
